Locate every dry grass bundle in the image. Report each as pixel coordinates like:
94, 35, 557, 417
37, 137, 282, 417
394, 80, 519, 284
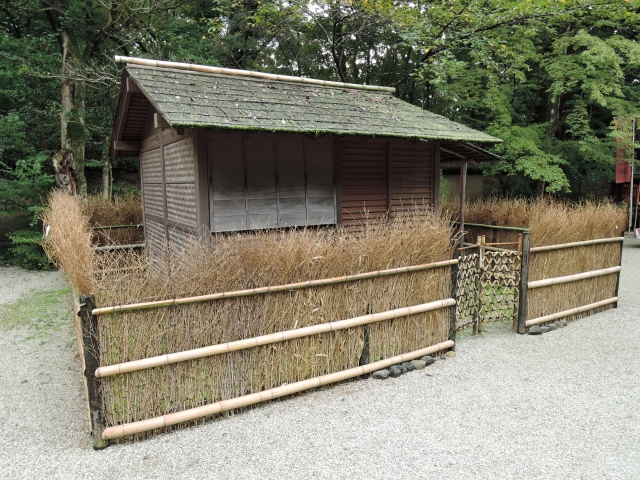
84, 194, 144, 246
42, 193, 456, 440
40, 190, 97, 295
443, 197, 626, 247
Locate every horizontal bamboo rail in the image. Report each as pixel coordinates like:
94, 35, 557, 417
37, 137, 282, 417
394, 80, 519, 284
528, 266, 620, 290
463, 242, 514, 253
90, 224, 144, 230
530, 237, 622, 253
102, 340, 454, 440
453, 221, 530, 232
115, 56, 396, 93
525, 297, 618, 328
96, 299, 455, 378
92, 259, 458, 316
93, 243, 145, 252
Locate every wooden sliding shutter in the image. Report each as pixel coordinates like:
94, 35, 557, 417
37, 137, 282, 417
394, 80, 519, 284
208, 131, 336, 232
305, 136, 336, 225
208, 132, 247, 232
389, 140, 434, 215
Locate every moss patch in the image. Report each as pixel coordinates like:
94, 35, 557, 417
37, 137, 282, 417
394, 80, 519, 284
0, 288, 72, 339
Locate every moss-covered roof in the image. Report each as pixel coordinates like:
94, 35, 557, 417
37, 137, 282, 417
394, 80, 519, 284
127, 65, 501, 143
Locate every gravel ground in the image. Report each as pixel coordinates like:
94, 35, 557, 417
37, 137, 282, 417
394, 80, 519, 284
1, 240, 639, 479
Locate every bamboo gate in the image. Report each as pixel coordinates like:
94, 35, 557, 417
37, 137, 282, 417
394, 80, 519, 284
79, 223, 624, 448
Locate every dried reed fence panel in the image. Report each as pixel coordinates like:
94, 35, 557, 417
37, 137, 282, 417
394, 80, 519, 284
528, 242, 621, 281
42, 190, 456, 442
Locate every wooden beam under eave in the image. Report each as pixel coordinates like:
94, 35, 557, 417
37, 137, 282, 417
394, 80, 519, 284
154, 112, 171, 130
126, 77, 140, 93
113, 140, 141, 151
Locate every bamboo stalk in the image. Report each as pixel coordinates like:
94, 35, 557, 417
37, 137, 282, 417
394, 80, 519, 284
114, 56, 396, 94
463, 242, 513, 253
93, 243, 145, 252
530, 237, 623, 253
525, 297, 618, 328
95, 299, 455, 378
528, 266, 621, 290
90, 224, 143, 230
101, 340, 454, 440
92, 259, 459, 316
485, 242, 520, 247
453, 221, 530, 232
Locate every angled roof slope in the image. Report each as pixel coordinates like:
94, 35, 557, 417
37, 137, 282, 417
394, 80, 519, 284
121, 59, 501, 144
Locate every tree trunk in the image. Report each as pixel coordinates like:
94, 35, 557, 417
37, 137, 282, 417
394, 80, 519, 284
58, 29, 87, 198
101, 139, 112, 200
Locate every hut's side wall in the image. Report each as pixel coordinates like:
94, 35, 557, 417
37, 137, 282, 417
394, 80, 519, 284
140, 122, 205, 254
340, 137, 436, 226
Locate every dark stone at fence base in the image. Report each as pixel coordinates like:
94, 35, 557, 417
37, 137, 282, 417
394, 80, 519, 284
560, 319, 568, 327
547, 323, 558, 331
402, 362, 415, 372
411, 360, 427, 370
421, 356, 436, 366
373, 369, 390, 380
388, 366, 402, 378
554, 321, 564, 329
529, 325, 542, 335
540, 326, 550, 333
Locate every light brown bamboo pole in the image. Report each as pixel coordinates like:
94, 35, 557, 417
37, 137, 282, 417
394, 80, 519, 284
530, 237, 623, 253
95, 299, 455, 378
92, 259, 458, 316
101, 339, 454, 440
485, 242, 520, 247
93, 243, 145, 252
527, 266, 621, 290
114, 56, 396, 93
463, 242, 513, 253
525, 297, 618, 328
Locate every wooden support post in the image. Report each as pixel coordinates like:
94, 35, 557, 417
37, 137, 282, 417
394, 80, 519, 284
459, 162, 467, 250
448, 254, 459, 349
516, 231, 531, 334
614, 233, 624, 308
79, 294, 106, 449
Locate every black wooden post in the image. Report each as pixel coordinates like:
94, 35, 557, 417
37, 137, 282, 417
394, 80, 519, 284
614, 234, 624, 308
516, 231, 531, 334
449, 249, 459, 348
79, 294, 107, 449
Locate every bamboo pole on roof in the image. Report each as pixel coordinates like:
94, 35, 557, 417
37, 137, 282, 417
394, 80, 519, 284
530, 237, 622, 253
92, 258, 458, 316
525, 297, 618, 328
95, 299, 455, 378
527, 266, 620, 290
101, 340, 455, 440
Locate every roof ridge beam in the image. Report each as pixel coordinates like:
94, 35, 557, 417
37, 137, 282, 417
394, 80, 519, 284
115, 56, 396, 94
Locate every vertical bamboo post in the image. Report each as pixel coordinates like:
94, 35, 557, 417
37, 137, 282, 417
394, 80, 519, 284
79, 294, 106, 449
448, 253, 459, 349
472, 235, 481, 335
458, 162, 467, 250
516, 231, 531, 334
613, 233, 624, 308
476, 235, 487, 333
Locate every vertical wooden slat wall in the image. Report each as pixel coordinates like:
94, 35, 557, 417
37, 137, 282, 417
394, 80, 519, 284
340, 137, 434, 226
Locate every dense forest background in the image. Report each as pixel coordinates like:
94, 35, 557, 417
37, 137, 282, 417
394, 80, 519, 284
1, 0, 639, 267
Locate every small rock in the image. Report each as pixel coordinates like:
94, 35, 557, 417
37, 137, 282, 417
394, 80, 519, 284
421, 356, 436, 366
400, 361, 414, 373
411, 360, 427, 370
560, 319, 568, 327
444, 351, 456, 358
529, 325, 542, 335
540, 326, 550, 333
399, 364, 408, 374
554, 321, 564, 328
547, 323, 558, 331
372, 369, 390, 380
388, 365, 402, 378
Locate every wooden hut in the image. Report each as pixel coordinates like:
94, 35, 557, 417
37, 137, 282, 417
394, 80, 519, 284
110, 56, 501, 252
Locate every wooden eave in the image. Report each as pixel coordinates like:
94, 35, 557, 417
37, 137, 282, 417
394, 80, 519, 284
439, 141, 501, 164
